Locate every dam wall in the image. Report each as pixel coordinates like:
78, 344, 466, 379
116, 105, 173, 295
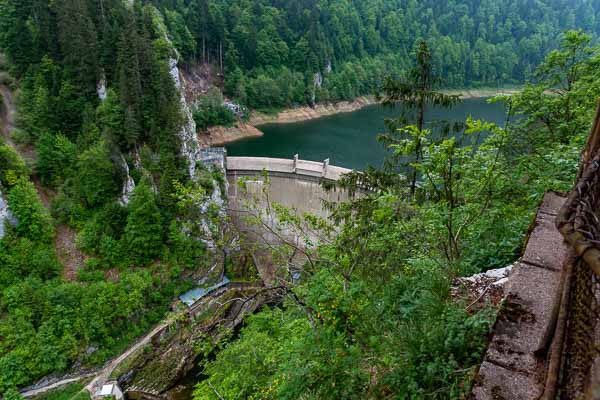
225, 155, 355, 282
226, 155, 353, 219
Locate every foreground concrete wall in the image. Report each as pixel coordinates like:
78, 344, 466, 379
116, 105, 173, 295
471, 192, 570, 399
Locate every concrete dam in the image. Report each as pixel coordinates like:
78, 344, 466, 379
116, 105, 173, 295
223, 153, 356, 282
226, 155, 354, 218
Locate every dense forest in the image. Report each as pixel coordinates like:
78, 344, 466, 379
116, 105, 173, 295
0, 0, 599, 399
0, 0, 220, 393
149, 0, 600, 108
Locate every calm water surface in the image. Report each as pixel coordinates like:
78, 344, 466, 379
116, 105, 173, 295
226, 98, 508, 170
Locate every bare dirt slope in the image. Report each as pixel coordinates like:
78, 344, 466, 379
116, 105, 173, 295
1, 84, 86, 281
0, 84, 17, 145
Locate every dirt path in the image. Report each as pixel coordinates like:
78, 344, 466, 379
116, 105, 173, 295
20, 375, 95, 398
20, 319, 171, 398
55, 224, 87, 281
83, 320, 171, 396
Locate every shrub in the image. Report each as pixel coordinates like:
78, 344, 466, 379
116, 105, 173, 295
11, 128, 32, 145
124, 180, 163, 265
0, 237, 61, 286
36, 132, 77, 187
192, 89, 236, 130
75, 141, 120, 207
0, 143, 28, 187
7, 178, 54, 243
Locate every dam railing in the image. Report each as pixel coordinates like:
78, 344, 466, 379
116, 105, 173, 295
225, 155, 352, 181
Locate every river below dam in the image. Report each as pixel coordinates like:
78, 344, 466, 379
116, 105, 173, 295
226, 97, 509, 170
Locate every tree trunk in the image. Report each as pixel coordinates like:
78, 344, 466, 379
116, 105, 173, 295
410, 95, 426, 198
219, 41, 223, 75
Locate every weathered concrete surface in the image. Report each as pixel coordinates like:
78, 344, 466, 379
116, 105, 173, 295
485, 262, 561, 372
538, 190, 566, 216
226, 156, 356, 283
227, 156, 354, 242
521, 212, 568, 271
474, 362, 543, 399
472, 192, 569, 399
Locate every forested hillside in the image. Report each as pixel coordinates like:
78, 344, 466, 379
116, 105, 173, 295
150, 0, 600, 108
0, 0, 221, 392
1, 0, 600, 398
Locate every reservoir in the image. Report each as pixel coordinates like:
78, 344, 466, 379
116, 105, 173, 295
226, 97, 509, 170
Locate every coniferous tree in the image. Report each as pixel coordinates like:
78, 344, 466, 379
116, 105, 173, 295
55, 0, 100, 99
379, 40, 460, 197
124, 179, 163, 265
75, 141, 120, 207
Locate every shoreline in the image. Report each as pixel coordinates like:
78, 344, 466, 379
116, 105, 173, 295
442, 87, 521, 98
199, 123, 264, 146
248, 96, 377, 126
201, 87, 520, 146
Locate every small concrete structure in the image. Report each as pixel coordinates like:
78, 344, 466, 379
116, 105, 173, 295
179, 276, 230, 307
95, 382, 124, 400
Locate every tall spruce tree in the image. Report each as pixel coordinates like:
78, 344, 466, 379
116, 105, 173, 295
124, 179, 163, 265
379, 40, 460, 197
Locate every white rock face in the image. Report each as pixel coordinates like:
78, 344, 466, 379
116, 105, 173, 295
169, 55, 228, 249
314, 72, 323, 88
97, 75, 107, 101
118, 154, 136, 206
0, 190, 16, 239
170, 57, 203, 178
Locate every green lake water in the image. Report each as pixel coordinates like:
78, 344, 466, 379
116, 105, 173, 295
226, 98, 509, 170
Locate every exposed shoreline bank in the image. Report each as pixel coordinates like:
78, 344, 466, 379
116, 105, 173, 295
200, 87, 520, 146
199, 123, 264, 146
248, 95, 377, 126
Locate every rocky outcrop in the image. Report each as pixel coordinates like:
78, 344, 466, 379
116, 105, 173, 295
97, 74, 107, 101
96, 69, 135, 205
169, 57, 204, 179
0, 189, 16, 239
118, 154, 135, 206
116, 284, 273, 399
